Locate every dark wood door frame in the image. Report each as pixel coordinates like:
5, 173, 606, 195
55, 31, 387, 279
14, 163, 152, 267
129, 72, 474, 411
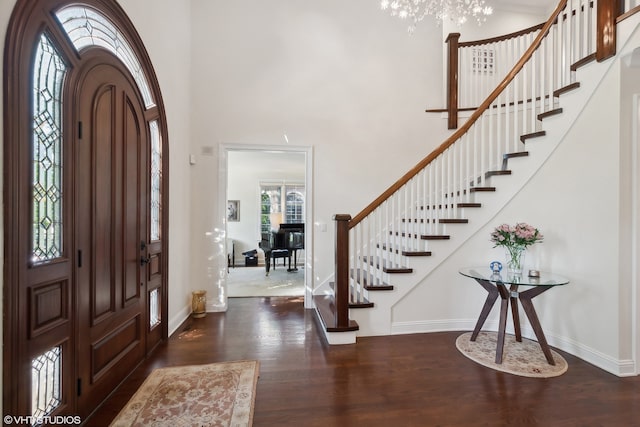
3, 0, 170, 417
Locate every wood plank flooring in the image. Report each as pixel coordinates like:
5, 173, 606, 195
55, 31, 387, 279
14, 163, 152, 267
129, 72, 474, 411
88, 297, 640, 426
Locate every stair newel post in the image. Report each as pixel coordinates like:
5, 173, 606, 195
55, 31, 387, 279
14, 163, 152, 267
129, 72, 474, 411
446, 32, 461, 130
334, 214, 352, 328
596, 0, 622, 61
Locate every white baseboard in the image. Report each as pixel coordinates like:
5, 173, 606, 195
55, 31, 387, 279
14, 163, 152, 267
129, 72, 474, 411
168, 304, 191, 337
321, 328, 357, 345
391, 319, 637, 377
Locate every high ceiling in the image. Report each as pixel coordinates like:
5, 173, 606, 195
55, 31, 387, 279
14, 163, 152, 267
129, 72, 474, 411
491, 0, 558, 15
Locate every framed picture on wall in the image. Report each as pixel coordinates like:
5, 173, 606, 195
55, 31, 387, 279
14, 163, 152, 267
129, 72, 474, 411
227, 200, 240, 222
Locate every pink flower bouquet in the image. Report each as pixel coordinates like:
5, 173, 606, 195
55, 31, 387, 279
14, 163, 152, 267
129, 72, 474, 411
490, 223, 543, 275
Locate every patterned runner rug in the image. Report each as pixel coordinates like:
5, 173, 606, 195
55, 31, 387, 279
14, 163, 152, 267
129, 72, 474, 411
456, 331, 568, 378
110, 360, 260, 426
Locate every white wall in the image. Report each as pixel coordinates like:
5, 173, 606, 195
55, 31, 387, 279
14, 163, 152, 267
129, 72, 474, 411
188, 0, 452, 308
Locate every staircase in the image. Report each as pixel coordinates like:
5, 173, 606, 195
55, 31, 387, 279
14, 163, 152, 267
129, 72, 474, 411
314, 0, 640, 344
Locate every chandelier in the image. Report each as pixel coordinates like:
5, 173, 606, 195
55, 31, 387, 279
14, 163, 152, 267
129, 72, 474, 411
380, 0, 494, 31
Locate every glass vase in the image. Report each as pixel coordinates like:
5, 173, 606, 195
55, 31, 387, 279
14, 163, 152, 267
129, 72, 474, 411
505, 246, 525, 276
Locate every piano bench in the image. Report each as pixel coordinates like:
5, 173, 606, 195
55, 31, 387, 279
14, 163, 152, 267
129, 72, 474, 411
271, 249, 289, 269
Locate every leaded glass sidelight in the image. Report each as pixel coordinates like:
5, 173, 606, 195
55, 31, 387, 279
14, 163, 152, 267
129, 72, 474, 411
149, 288, 161, 329
32, 34, 66, 263
31, 346, 62, 420
149, 121, 162, 241
55, 6, 155, 109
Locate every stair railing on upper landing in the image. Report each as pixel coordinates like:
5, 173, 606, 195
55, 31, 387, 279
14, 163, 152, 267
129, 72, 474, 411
326, 0, 625, 332
443, 0, 626, 129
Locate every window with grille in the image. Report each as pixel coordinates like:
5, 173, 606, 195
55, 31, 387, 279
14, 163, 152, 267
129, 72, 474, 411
260, 183, 304, 233
260, 185, 281, 234
32, 33, 67, 263
285, 185, 304, 223
149, 121, 162, 241
472, 47, 495, 74
55, 5, 155, 108
31, 346, 62, 420
149, 288, 161, 329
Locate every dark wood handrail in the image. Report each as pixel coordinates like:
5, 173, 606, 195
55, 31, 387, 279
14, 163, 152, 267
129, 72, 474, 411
349, 0, 569, 229
617, 4, 640, 22
458, 22, 545, 48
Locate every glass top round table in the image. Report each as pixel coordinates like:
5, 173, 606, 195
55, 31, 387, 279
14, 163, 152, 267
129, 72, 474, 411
459, 266, 569, 365
459, 266, 570, 287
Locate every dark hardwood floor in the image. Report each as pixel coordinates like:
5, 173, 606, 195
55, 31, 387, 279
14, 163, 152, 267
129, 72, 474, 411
88, 296, 640, 426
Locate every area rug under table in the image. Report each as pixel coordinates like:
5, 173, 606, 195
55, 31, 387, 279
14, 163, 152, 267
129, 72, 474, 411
456, 331, 568, 378
110, 360, 260, 427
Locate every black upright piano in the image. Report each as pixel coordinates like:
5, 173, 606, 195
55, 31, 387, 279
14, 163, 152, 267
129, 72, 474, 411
259, 223, 304, 275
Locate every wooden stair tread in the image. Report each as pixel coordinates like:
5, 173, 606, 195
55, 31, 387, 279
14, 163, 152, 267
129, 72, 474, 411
361, 257, 412, 273
378, 244, 432, 257
554, 82, 580, 97
351, 269, 394, 291
504, 151, 529, 159
469, 187, 496, 193
538, 108, 563, 121
457, 202, 481, 208
571, 53, 596, 71
421, 235, 450, 240
350, 302, 374, 309
364, 284, 395, 291
350, 297, 374, 309
502, 151, 529, 169
313, 295, 359, 332
520, 131, 546, 142
439, 218, 468, 224
485, 170, 512, 178
471, 170, 511, 185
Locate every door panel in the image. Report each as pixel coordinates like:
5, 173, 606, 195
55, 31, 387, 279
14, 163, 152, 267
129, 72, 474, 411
92, 85, 116, 321
123, 98, 144, 304
75, 56, 148, 417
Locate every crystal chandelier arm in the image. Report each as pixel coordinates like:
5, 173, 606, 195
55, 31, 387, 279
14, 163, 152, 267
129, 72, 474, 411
381, 0, 494, 31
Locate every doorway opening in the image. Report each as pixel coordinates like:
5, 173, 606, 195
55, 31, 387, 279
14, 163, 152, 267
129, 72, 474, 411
220, 145, 313, 307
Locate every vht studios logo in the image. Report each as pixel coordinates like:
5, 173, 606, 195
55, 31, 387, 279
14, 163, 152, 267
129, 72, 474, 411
4, 415, 82, 425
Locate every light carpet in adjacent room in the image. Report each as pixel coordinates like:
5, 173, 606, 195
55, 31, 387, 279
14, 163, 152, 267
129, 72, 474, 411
456, 331, 568, 378
109, 360, 259, 426
227, 266, 304, 297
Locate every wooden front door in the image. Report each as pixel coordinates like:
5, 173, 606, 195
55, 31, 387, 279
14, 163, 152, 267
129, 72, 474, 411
4, 0, 169, 419
74, 52, 150, 417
